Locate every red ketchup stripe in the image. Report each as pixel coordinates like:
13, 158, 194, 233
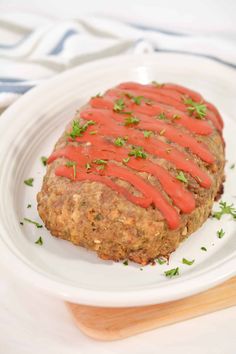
90, 98, 214, 163
162, 83, 223, 128
56, 165, 152, 208
80, 109, 212, 188
48, 142, 196, 214
116, 82, 223, 131
55, 164, 180, 229
90, 96, 213, 136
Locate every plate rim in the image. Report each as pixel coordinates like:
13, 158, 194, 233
0, 52, 236, 307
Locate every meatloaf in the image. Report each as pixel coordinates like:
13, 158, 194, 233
37, 81, 225, 265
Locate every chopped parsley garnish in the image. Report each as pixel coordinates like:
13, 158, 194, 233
212, 201, 236, 220
201, 246, 207, 251
41, 156, 48, 166
123, 260, 129, 266
94, 159, 107, 171
156, 257, 167, 265
124, 114, 140, 126
183, 98, 207, 119
69, 119, 95, 139
173, 114, 181, 120
113, 98, 125, 112
131, 96, 144, 105
66, 161, 77, 179
97, 165, 105, 171
129, 146, 147, 159
27, 204, 31, 208
94, 159, 107, 165
164, 267, 179, 278
122, 157, 130, 164
114, 137, 126, 147
156, 113, 167, 120
182, 258, 195, 266
23, 218, 43, 228
217, 228, 225, 239
89, 131, 97, 135
176, 171, 188, 183
230, 163, 235, 169
143, 130, 152, 138
35, 236, 43, 245
152, 81, 164, 88
92, 93, 103, 98
24, 178, 34, 187
124, 92, 133, 99
85, 162, 91, 170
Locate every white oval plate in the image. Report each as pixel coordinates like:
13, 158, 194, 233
0, 53, 236, 307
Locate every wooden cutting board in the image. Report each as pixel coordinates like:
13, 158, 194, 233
66, 276, 236, 341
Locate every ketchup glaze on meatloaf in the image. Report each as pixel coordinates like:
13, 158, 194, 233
38, 81, 225, 264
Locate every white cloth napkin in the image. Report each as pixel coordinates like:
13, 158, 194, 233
0, 11, 235, 109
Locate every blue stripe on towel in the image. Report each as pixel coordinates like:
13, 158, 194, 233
0, 84, 34, 94
49, 29, 78, 55
0, 78, 27, 83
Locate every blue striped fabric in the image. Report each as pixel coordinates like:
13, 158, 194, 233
0, 14, 235, 108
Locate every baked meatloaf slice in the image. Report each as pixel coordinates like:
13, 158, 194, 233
37, 81, 225, 265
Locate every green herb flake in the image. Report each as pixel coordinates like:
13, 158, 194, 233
152, 81, 164, 88
164, 267, 179, 278
41, 156, 48, 166
143, 130, 152, 138
114, 137, 126, 147
156, 113, 167, 120
176, 171, 188, 183
129, 146, 147, 159
85, 162, 91, 170
122, 157, 130, 164
212, 201, 236, 220
69, 119, 95, 139
140, 267, 143, 271
156, 257, 167, 265
183, 98, 207, 119
201, 246, 207, 252
182, 258, 195, 266
20, 221, 24, 226
124, 114, 140, 126
173, 114, 181, 120
113, 98, 125, 112
35, 236, 43, 245
217, 228, 225, 239
131, 96, 144, 105
94, 159, 107, 165
230, 163, 235, 170
66, 161, 77, 179
123, 260, 129, 266
97, 165, 105, 171
23, 218, 43, 228
124, 92, 133, 99
92, 93, 103, 98
89, 131, 97, 135
24, 178, 34, 187
27, 204, 31, 208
